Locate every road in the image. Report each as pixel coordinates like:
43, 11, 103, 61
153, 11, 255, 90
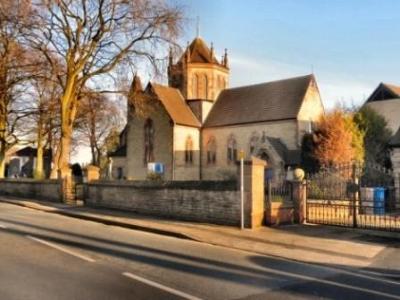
0, 202, 399, 300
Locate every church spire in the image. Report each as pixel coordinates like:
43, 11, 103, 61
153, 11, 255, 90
223, 48, 229, 68
210, 42, 214, 60
196, 16, 200, 37
131, 73, 143, 92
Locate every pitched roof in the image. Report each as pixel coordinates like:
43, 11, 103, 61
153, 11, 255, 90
15, 146, 52, 157
366, 82, 400, 102
364, 99, 400, 134
389, 128, 400, 147
267, 137, 301, 165
204, 75, 314, 128
150, 83, 201, 128
178, 37, 219, 64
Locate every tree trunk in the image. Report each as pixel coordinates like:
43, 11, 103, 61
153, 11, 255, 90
0, 151, 5, 178
57, 76, 78, 178
34, 118, 44, 179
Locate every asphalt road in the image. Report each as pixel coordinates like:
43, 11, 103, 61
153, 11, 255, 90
0, 202, 399, 300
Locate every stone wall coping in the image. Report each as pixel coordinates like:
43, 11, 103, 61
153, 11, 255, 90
0, 178, 59, 184
88, 180, 238, 191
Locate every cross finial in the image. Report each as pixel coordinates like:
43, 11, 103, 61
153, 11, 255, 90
196, 16, 200, 37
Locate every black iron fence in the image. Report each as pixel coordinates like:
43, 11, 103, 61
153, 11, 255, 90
306, 162, 400, 232
265, 180, 293, 203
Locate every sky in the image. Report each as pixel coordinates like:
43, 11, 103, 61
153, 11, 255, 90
74, 0, 400, 164
176, 0, 400, 109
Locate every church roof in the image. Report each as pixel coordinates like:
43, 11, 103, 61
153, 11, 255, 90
204, 74, 314, 128
389, 127, 400, 147
178, 37, 219, 64
366, 82, 400, 102
150, 83, 201, 128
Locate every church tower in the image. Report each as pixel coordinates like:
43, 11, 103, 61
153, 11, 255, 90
168, 37, 230, 122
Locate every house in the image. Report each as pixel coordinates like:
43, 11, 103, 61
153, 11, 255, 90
364, 83, 400, 134
6, 146, 52, 178
112, 36, 325, 181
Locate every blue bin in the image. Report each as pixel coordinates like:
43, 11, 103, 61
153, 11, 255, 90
373, 187, 385, 215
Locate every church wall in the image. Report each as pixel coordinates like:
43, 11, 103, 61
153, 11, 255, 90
126, 103, 173, 180
297, 79, 325, 145
173, 125, 200, 180
201, 120, 298, 180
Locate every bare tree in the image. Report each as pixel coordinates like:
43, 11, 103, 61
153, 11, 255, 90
28, 0, 183, 178
0, 0, 39, 177
75, 91, 122, 166
29, 75, 60, 179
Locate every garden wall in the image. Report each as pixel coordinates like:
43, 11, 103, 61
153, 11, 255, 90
0, 179, 61, 202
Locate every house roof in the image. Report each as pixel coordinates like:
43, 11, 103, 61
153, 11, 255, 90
178, 37, 220, 64
204, 74, 314, 128
366, 82, 400, 102
15, 146, 52, 157
364, 99, 400, 134
389, 128, 400, 147
150, 83, 201, 128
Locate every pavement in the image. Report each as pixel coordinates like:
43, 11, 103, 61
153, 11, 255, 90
1, 200, 400, 300
0, 195, 397, 269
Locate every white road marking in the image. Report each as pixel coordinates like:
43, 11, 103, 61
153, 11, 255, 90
0, 224, 6, 229
360, 270, 400, 279
122, 272, 203, 300
26, 235, 95, 263
253, 265, 400, 300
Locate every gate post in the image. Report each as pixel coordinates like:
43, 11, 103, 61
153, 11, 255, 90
292, 180, 307, 224
352, 163, 359, 228
237, 157, 266, 229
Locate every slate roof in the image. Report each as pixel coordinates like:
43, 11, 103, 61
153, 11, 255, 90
267, 137, 301, 165
150, 83, 201, 128
389, 128, 400, 147
204, 74, 314, 128
15, 146, 52, 157
178, 37, 220, 64
366, 82, 400, 102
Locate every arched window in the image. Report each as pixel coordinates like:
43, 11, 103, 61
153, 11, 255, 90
207, 136, 217, 164
227, 135, 237, 163
185, 136, 193, 164
144, 118, 154, 164
192, 74, 199, 98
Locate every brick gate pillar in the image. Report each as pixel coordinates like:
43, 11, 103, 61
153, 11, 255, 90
237, 157, 266, 229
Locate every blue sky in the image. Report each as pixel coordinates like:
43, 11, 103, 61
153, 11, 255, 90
176, 0, 400, 109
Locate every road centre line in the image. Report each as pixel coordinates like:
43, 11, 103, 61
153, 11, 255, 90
122, 272, 203, 300
26, 235, 95, 263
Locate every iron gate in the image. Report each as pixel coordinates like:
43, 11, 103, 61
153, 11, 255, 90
306, 162, 400, 231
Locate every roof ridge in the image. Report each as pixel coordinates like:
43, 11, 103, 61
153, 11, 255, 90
223, 74, 313, 92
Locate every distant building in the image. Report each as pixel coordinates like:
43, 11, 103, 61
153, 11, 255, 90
112, 36, 325, 181
364, 83, 400, 134
6, 147, 52, 178
389, 129, 400, 176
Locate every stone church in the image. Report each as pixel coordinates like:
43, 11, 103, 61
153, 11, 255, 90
110, 36, 325, 181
